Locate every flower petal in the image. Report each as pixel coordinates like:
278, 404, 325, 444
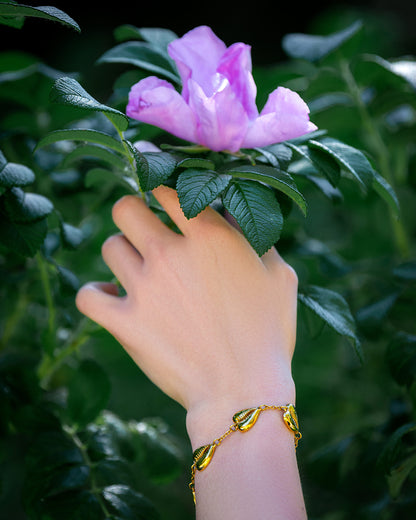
217, 42, 258, 120
127, 77, 197, 144
168, 25, 227, 100
188, 78, 249, 152
242, 87, 317, 148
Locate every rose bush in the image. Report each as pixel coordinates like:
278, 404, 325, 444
126, 25, 316, 152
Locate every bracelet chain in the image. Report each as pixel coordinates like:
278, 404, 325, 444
189, 404, 301, 504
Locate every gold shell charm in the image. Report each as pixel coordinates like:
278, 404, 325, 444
283, 404, 302, 447
233, 407, 262, 431
193, 443, 217, 471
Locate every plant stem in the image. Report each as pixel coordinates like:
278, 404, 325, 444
64, 424, 112, 517
38, 317, 95, 388
340, 59, 410, 259
36, 252, 56, 351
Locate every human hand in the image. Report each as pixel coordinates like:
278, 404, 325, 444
76, 186, 298, 444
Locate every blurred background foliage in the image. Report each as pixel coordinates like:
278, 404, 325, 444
0, 1, 415, 519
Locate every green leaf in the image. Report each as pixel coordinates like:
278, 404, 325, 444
133, 149, 177, 191
386, 333, 416, 388
50, 77, 129, 132
97, 41, 180, 84
102, 484, 160, 520
132, 27, 178, 52
0, 213, 48, 256
393, 261, 416, 281
222, 179, 283, 256
0, 2, 80, 32
387, 451, 416, 499
226, 164, 307, 215
176, 169, 231, 218
60, 222, 84, 250
67, 359, 111, 428
56, 264, 81, 292
377, 421, 416, 497
2, 187, 54, 222
128, 419, 183, 483
177, 157, 216, 170
255, 143, 293, 170
372, 170, 400, 217
282, 20, 363, 62
286, 142, 341, 187
298, 285, 363, 360
0, 160, 35, 188
308, 138, 374, 191
60, 144, 128, 171
35, 128, 126, 155
85, 167, 138, 193
289, 159, 343, 202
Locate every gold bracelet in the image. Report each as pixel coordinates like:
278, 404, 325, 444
189, 404, 301, 504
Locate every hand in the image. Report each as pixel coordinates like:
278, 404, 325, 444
76, 186, 298, 444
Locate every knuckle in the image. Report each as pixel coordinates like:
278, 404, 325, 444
101, 234, 122, 258
283, 262, 299, 288
111, 195, 140, 223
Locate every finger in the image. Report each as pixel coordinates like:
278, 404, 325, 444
112, 194, 176, 255
152, 184, 227, 236
101, 233, 142, 291
76, 281, 126, 331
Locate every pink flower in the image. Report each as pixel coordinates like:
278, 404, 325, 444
126, 26, 317, 152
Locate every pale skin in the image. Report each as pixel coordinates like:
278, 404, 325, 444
76, 185, 307, 519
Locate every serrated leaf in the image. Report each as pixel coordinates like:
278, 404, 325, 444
298, 284, 363, 360
67, 359, 111, 428
102, 485, 160, 520
97, 41, 180, 84
226, 164, 307, 215
36, 128, 126, 155
50, 77, 129, 132
0, 160, 35, 187
3, 187, 54, 222
308, 138, 374, 191
133, 149, 177, 191
282, 20, 362, 62
176, 169, 231, 218
222, 180, 283, 256
0, 3, 80, 32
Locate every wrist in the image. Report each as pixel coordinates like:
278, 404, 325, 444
186, 374, 296, 449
